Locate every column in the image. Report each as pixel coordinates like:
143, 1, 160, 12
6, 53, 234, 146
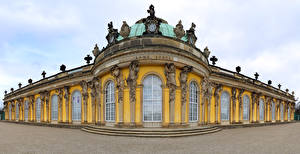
238, 89, 245, 123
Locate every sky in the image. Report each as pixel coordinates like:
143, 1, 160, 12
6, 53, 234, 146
1, 0, 300, 108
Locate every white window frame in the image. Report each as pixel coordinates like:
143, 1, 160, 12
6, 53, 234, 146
51, 94, 58, 121
189, 82, 198, 122
105, 81, 115, 122
36, 98, 41, 122
243, 95, 250, 121
259, 99, 264, 121
72, 90, 82, 122
221, 91, 230, 121
143, 75, 163, 122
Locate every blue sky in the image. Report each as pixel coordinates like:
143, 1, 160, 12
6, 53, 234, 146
1, 0, 300, 108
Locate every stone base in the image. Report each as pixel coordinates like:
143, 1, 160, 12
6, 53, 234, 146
114, 122, 124, 128
167, 122, 181, 128
232, 121, 243, 124
96, 122, 106, 126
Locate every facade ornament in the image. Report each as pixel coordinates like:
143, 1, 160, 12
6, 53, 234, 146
80, 80, 89, 123
92, 44, 100, 57
63, 86, 70, 123
143, 5, 162, 35
231, 87, 237, 123
174, 20, 185, 39
110, 65, 124, 104
120, 21, 131, 38
214, 84, 223, 123
203, 47, 211, 59
57, 88, 63, 122
127, 60, 139, 124
200, 77, 213, 124
179, 66, 193, 106
238, 89, 245, 122
186, 23, 197, 46
89, 77, 101, 124
165, 63, 176, 104
127, 60, 139, 104
164, 63, 176, 124
251, 92, 257, 122
179, 65, 193, 124
106, 21, 119, 45
111, 65, 124, 123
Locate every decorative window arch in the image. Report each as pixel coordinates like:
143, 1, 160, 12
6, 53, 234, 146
25, 100, 29, 121
189, 81, 198, 122
221, 91, 230, 121
16, 103, 19, 120
280, 103, 283, 121
36, 98, 41, 122
71, 90, 81, 122
243, 95, 250, 120
9, 103, 12, 120
271, 100, 275, 121
143, 74, 162, 122
259, 98, 264, 121
105, 81, 115, 122
51, 94, 59, 121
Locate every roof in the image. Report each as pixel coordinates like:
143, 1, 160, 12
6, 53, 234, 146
117, 23, 188, 42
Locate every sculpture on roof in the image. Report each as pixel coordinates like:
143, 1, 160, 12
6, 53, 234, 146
106, 21, 119, 45
174, 20, 185, 39
120, 21, 131, 38
92, 44, 100, 57
143, 5, 162, 35
186, 22, 197, 46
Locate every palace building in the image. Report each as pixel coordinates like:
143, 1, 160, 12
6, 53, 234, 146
3, 5, 296, 130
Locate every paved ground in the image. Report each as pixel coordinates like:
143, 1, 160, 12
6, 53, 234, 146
0, 122, 299, 154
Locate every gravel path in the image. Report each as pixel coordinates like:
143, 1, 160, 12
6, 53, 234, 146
0, 122, 299, 154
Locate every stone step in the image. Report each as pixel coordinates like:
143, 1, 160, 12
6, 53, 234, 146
83, 126, 220, 135
85, 125, 218, 132
81, 127, 221, 137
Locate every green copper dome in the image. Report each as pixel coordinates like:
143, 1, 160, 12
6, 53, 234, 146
117, 23, 188, 42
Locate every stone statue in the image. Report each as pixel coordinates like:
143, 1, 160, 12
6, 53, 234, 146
189, 23, 196, 33
186, 22, 197, 46
80, 80, 89, 103
201, 77, 212, 100
92, 44, 100, 57
127, 60, 139, 104
106, 21, 119, 45
203, 47, 211, 59
111, 65, 124, 104
147, 4, 155, 19
179, 65, 193, 105
165, 63, 176, 104
174, 20, 185, 39
120, 21, 131, 38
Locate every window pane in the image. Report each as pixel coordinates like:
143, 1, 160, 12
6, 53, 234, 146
221, 92, 230, 121
143, 75, 162, 122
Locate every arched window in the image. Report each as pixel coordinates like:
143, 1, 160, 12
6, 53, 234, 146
288, 106, 290, 120
72, 90, 81, 122
25, 100, 29, 121
105, 81, 115, 121
243, 95, 250, 120
143, 75, 162, 122
280, 103, 283, 121
51, 94, 58, 121
189, 82, 198, 122
221, 91, 230, 121
271, 100, 275, 121
259, 99, 264, 121
9, 103, 12, 120
16, 103, 19, 120
36, 98, 41, 122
